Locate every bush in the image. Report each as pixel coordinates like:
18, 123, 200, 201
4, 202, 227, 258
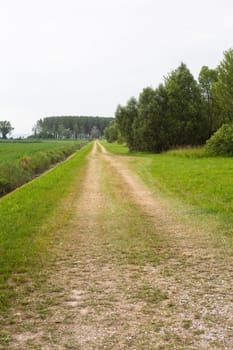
0, 162, 30, 195
206, 123, 233, 156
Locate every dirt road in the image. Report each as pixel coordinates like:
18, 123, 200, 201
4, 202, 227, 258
3, 142, 233, 349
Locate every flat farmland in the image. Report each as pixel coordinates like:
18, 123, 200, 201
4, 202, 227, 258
0, 140, 85, 161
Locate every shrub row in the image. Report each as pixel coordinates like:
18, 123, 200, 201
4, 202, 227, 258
0, 142, 87, 196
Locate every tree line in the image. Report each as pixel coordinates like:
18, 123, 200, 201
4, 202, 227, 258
0, 121, 14, 139
33, 116, 113, 139
105, 48, 233, 152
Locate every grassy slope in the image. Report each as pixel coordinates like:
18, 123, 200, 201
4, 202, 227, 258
0, 140, 88, 195
0, 143, 92, 310
102, 141, 233, 235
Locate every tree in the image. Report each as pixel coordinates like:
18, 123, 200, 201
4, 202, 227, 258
0, 121, 14, 139
198, 66, 219, 137
32, 118, 43, 137
73, 123, 79, 139
214, 48, 233, 121
165, 63, 207, 146
115, 97, 138, 150
33, 116, 113, 139
90, 126, 100, 139
133, 85, 170, 152
104, 121, 120, 143
58, 124, 66, 139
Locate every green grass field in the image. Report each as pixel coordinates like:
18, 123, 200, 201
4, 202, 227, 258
0, 140, 88, 195
0, 140, 88, 162
0, 143, 92, 311
102, 141, 233, 230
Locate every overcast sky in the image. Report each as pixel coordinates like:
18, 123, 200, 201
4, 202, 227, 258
0, 0, 233, 135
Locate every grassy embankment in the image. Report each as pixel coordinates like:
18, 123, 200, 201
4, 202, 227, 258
0, 140, 88, 195
102, 141, 233, 250
0, 142, 92, 311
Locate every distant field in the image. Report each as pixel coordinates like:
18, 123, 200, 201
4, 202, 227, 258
102, 141, 233, 227
0, 140, 88, 195
0, 140, 84, 161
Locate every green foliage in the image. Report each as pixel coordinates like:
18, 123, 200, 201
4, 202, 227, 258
115, 97, 138, 150
115, 63, 211, 153
165, 63, 207, 146
214, 48, 233, 121
114, 47, 233, 155
133, 85, 170, 152
198, 66, 219, 137
0, 140, 88, 195
0, 143, 91, 310
0, 121, 14, 139
104, 121, 120, 143
206, 123, 233, 156
33, 116, 113, 139
90, 126, 100, 139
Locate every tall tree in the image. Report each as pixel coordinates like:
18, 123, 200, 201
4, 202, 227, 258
214, 48, 233, 121
115, 97, 138, 150
90, 126, 100, 139
73, 122, 79, 139
104, 121, 120, 143
32, 118, 43, 137
0, 121, 14, 139
133, 85, 169, 152
198, 66, 219, 137
165, 63, 207, 146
